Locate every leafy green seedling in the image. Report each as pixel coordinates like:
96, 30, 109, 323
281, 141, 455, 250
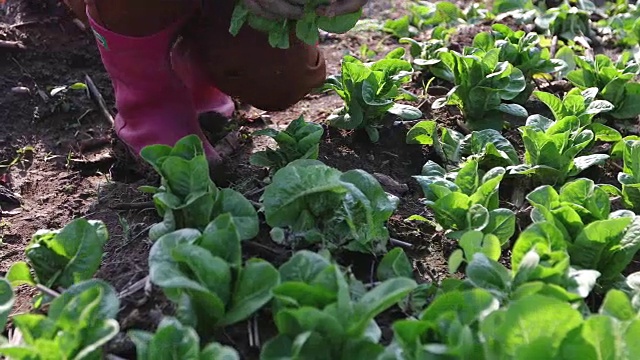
262, 159, 399, 254
567, 53, 640, 119
433, 47, 528, 131
618, 140, 640, 212
414, 160, 516, 243
130, 317, 240, 360
250, 116, 324, 173
323, 49, 422, 142
509, 110, 611, 185
0, 280, 120, 360
6, 219, 108, 307
262, 251, 417, 359
140, 135, 259, 241
149, 217, 280, 334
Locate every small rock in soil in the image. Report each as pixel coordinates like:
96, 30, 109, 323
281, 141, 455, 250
373, 173, 409, 196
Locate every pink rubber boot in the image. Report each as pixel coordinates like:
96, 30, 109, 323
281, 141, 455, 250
87, 12, 231, 162
171, 41, 235, 117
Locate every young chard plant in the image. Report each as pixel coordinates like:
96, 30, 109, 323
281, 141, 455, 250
527, 179, 640, 287
229, 0, 362, 49
399, 37, 452, 82
566, 53, 640, 119
380, 218, 636, 360
413, 159, 516, 244
130, 317, 240, 360
478, 24, 566, 104
263, 160, 399, 254
250, 116, 324, 173
6, 219, 108, 306
407, 121, 520, 170
509, 107, 611, 184
261, 251, 417, 359
323, 48, 422, 142
148, 217, 280, 335
535, 2, 593, 42
433, 47, 528, 131
619, 139, 640, 213
0, 280, 120, 360
140, 135, 259, 241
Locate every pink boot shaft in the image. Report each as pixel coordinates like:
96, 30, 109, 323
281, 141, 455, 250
87, 11, 234, 159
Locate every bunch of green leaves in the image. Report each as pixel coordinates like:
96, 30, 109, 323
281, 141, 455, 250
380, 218, 625, 359
6, 219, 108, 306
399, 38, 452, 82
509, 110, 611, 184
129, 317, 240, 360
433, 47, 528, 131
533, 87, 618, 128
250, 116, 324, 172
596, 0, 640, 47
382, 285, 640, 359
413, 159, 516, 243
535, 3, 593, 42
229, 0, 362, 49
406, 121, 520, 169
476, 24, 566, 103
527, 179, 640, 287
261, 251, 417, 359
0, 280, 120, 360
382, 16, 418, 39
140, 135, 259, 241
491, 0, 535, 14
323, 49, 422, 142
262, 160, 399, 254
408, 1, 492, 29
148, 217, 280, 334
566, 53, 640, 119
618, 139, 640, 213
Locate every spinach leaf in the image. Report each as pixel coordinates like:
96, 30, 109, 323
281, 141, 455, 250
262, 160, 399, 254
130, 317, 239, 360
250, 116, 324, 173
324, 49, 422, 142
0, 280, 120, 360
141, 135, 258, 241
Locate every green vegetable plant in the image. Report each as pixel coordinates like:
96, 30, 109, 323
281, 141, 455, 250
5, 219, 108, 306
229, 0, 362, 49
509, 110, 611, 184
566, 53, 640, 119
480, 24, 566, 104
261, 251, 417, 359
618, 139, 640, 212
380, 220, 624, 360
148, 217, 280, 335
399, 38, 453, 82
432, 47, 528, 131
527, 179, 640, 287
414, 159, 516, 244
406, 121, 519, 169
262, 160, 399, 254
535, 2, 593, 42
323, 49, 422, 142
408, 0, 492, 29
250, 116, 324, 173
597, 1, 640, 47
0, 279, 120, 360
140, 135, 259, 241
129, 317, 240, 360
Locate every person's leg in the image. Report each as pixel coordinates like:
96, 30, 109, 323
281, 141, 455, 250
62, 0, 234, 163
183, 0, 327, 112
